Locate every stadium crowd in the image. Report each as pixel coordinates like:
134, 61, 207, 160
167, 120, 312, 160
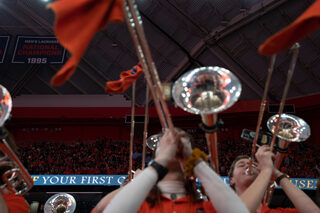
18, 136, 320, 178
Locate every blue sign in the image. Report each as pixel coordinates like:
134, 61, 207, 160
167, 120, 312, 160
0, 36, 10, 63
31, 175, 127, 186
31, 175, 318, 190
12, 36, 65, 64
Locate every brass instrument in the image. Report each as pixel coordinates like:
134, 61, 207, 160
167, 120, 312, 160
124, 0, 176, 175
44, 193, 76, 213
146, 133, 163, 151
123, 0, 174, 132
264, 113, 310, 204
0, 85, 33, 195
171, 66, 242, 172
243, 43, 300, 204
247, 43, 300, 173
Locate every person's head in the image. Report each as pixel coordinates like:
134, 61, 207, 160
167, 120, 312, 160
228, 155, 259, 194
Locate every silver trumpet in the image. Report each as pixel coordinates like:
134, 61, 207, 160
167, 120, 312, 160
44, 193, 76, 213
264, 113, 310, 204
170, 66, 242, 173
0, 85, 33, 195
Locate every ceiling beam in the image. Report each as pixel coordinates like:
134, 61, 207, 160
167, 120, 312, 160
11, 65, 41, 97
165, 0, 289, 83
34, 74, 61, 95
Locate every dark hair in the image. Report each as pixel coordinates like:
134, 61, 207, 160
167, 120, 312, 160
228, 155, 250, 189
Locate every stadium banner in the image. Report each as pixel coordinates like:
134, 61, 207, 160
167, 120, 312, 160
12, 36, 65, 64
31, 175, 127, 186
31, 175, 318, 190
0, 36, 10, 63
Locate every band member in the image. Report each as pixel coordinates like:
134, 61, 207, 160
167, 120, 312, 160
228, 145, 320, 213
103, 129, 249, 213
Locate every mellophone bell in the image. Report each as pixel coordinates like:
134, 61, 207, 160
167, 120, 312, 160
44, 193, 76, 213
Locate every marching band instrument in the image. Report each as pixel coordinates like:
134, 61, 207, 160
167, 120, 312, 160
247, 43, 300, 174
141, 85, 150, 169
128, 82, 136, 181
124, 0, 176, 175
123, 0, 174, 133
0, 85, 33, 195
264, 113, 310, 204
146, 133, 163, 151
171, 66, 242, 172
243, 43, 300, 204
44, 193, 76, 213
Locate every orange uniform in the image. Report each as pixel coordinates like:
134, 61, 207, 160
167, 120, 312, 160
259, 202, 298, 213
138, 195, 217, 213
2, 193, 29, 213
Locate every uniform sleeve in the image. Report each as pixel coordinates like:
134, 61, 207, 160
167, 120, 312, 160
103, 168, 158, 213
2, 194, 29, 213
194, 161, 249, 213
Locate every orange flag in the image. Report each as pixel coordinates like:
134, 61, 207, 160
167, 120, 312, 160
48, 0, 123, 86
259, 0, 320, 55
105, 63, 143, 93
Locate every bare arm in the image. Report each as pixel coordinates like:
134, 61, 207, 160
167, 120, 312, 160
240, 168, 272, 213
276, 172, 320, 213
239, 146, 274, 213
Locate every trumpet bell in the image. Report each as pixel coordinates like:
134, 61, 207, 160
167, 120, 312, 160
0, 85, 12, 127
146, 133, 163, 151
172, 67, 241, 114
267, 113, 310, 142
44, 193, 76, 213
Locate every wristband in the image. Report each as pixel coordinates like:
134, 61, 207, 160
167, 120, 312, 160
185, 148, 208, 177
148, 160, 168, 181
276, 173, 290, 185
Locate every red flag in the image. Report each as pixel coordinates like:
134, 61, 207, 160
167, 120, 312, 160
47, 0, 124, 86
105, 63, 143, 93
259, 0, 320, 55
